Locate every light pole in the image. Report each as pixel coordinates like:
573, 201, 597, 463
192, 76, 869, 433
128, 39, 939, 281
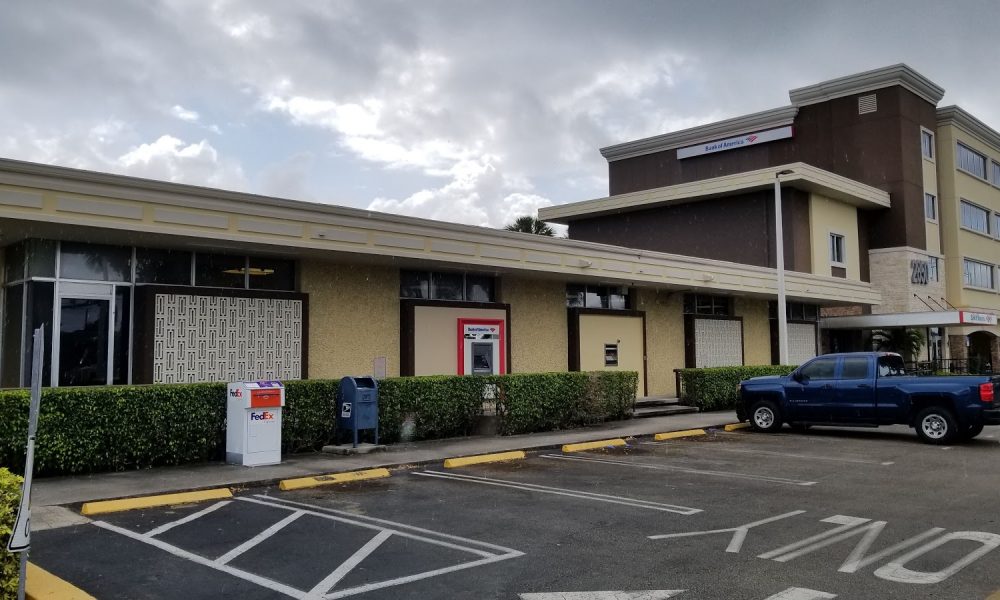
774, 169, 794, 365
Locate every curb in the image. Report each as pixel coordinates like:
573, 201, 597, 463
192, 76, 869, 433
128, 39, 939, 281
26, 562, 95, 600
279, 468, 391, 491
561, 438, 627, 453
56, 418, 739, 508
654, 428, 706, 441
444, 451, 526, 468
80, 488, 233, 516
724, 423, 750, 431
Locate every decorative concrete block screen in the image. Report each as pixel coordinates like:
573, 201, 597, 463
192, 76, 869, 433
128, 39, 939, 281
153, 294, 303, 383
694, 318, 743, 367
788, 323, 818, 366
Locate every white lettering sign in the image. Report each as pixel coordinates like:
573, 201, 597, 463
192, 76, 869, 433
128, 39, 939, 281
677, 126, 794, 159
960, 312, 998, 326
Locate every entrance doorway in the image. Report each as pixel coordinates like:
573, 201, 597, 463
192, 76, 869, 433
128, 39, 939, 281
53, 282, 130, 386
968, 331, 996, 374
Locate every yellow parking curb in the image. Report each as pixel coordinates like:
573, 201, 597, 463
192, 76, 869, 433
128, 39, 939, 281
724, 423, 751, 432
80, 487, 233, 516
26, 562, 95, 599
654, 428, 706, 441
444, 451, 526, 468
279, 468, 391, 491
561, 438, 627, 453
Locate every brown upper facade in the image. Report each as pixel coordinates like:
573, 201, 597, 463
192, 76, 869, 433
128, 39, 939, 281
541, 64, 946, 271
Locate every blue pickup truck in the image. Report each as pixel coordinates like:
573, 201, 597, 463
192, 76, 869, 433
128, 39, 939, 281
738, 352, 1000, 444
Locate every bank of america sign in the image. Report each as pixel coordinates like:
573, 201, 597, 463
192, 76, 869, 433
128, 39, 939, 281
677, 125, 794, 159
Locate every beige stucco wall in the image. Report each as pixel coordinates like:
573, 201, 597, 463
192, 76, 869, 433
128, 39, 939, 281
922, 134, 942, 255
634, 289, 684, 396
578, 313, 644, 395
937, 123, 1000, 313
735, 297, 771, 366
413, 305, 507, 375
499, 276, 567, 373
809, 193, 861, 280
299, 260, 400, 379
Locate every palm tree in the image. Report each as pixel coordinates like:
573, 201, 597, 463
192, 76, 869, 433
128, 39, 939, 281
504, 215, 555, 236
870, 328, 926, 362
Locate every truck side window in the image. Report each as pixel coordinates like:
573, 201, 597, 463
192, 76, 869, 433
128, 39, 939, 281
799, 358, 837, 380
877, 355, 906, 377
840, 357, 871, 380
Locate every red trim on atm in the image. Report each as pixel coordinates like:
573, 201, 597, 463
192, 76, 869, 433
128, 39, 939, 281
250, 388, 283, 408
456, 318, 506, 375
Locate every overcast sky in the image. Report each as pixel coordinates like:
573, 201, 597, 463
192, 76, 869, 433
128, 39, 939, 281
2, 0, 998, 228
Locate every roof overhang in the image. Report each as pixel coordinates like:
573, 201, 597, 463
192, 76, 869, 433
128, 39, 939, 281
538, 162, 891, 223
821, 310, 998, 330
789, 63, 944, 107
0, 158, 881, 307
599, 106, 798, 162
937, 105, 1000, 153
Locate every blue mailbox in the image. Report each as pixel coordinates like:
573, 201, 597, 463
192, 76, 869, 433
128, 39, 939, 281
338, 376, 379, 447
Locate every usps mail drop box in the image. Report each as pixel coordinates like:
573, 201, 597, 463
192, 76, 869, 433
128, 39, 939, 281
226, 380, 285, 466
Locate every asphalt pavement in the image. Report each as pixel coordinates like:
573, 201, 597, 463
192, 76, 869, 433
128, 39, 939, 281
30, 424, 1000, 599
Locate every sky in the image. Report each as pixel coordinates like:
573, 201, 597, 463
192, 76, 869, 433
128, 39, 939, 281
1, 0, 998, 229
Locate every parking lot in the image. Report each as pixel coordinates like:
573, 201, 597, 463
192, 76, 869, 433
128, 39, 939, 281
31, 425, 1000, 599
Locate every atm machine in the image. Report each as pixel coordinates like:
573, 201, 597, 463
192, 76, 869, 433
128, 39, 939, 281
459, 320, 504, 375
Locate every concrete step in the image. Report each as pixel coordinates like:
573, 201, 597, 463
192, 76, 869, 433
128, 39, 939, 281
635, 396, 682, 408
632, 405, 699, 418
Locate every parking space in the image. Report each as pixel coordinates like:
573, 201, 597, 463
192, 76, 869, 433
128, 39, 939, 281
31, 426, 1000, 599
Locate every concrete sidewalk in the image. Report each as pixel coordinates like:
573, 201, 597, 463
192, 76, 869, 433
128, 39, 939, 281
33, 410, 737, 507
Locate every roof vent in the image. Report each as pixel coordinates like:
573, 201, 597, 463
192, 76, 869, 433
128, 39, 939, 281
858, 94, 878, 115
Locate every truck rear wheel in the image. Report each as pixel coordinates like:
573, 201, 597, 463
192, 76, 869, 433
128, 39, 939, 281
750, 400, 782, 433
915, 406, 958, 445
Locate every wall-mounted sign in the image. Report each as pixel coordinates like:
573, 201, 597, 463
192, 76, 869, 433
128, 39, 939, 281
960, 312, 998, 326
910, 260, 929, 285
677, 125, 794, 159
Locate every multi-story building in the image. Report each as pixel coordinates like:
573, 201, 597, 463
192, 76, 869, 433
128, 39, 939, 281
540, 64, 999, 372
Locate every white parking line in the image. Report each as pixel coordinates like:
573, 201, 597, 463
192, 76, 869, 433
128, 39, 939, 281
641, 441, 894, 466
93, 494, 523, 599
412, 470, 701, 515
541, 454, 818, 486
145, 500, 232, 537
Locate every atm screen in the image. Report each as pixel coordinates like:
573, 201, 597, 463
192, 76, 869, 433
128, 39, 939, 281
472, 342, 494, 374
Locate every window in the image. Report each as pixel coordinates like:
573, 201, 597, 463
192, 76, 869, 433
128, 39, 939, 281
247, 257, 295, 291
770, 302, 819, 321
995, 213, 1000, 239
567, 284, 630, 309
927, 257, 939, 282
960, 200, 990, 234
400, 270, 497, 302
829, 233, 846, 265
963, 258, 995, 289
840, 357, 871, 380
993, 161, 1000, 185
877, 355, 906, 377
957, 143, 987, 179
799, 358, 837, 380
59, 242, 131, 282
921, 129, 934, 159
924, 193, 937, 221
195, 254, 246, 288
683, 294, 732, 316
136, 248, 192, 285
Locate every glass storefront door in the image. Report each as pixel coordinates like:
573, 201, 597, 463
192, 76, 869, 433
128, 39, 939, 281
53, 282, 118, 387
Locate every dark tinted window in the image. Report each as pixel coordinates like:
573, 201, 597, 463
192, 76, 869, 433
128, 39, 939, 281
136, 248, 192, 285
400, 271, 429, 298
799, 358, 837, 380
3, 242, 25, 282
1, 284, 24, 387
840, 357, 870, 380
248, 258, 295, 291
684, 294, 731, 316
23, 281, 53, 386
566, 284, 585, 308
25, 240, 56, 278
465, 275, 494, 302
431, 272, 463, 300
60, 242, 131, 282
195, 254, 245, 288
877, 355, 907, 377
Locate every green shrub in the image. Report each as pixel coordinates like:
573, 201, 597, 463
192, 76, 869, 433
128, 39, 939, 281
0, 468, 22, 599
0, 371, 638, 476
678, 365, 796, 411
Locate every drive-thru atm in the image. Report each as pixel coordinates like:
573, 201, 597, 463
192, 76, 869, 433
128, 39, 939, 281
226, 380, 285, 466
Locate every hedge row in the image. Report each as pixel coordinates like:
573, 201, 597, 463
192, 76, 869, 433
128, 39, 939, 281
0, 469, 21, 599
678, 365, 796, 411
0, 371, 637, 476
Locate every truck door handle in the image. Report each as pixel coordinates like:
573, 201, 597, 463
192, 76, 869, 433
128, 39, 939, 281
857, 384, 872, 389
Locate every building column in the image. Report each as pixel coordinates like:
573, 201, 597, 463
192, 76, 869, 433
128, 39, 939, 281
991, 335, 1000, 371
948, 334, 968, 363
